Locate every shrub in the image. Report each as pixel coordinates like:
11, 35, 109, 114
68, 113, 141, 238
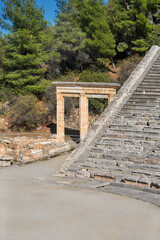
26, 79, 53, 99
45, 85, 57, 120
9, 94, 43, 130
0, 85, 15, 103
79, 70, 112, 83
45, 85, 74, 121
79, 70, 111, 114
118, 55, 142, 85
89, 98, 108, 114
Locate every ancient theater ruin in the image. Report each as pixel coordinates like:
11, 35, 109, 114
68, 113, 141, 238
58, 46, 160, 191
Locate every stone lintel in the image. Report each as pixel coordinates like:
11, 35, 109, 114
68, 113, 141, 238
86, 94, 108, 99
52, 81, 120, 89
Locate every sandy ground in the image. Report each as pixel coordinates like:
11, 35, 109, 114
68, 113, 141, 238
0, 153, 160, 240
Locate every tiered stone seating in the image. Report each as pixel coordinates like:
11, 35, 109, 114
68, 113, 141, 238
60, 46, 160, 190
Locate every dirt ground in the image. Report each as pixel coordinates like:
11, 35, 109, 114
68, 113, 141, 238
0, 153, 160, 240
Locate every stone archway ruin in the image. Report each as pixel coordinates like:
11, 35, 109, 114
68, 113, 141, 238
52, 82, 120, 141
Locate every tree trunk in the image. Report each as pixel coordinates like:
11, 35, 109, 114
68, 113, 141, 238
111, 58, 117, 73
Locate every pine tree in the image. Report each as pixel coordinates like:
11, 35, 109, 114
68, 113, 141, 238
54, 11, 88, 72
0, 0, 50, 95
107, 0, 157, 54
74, 0, 116, 59
55, 0, 116, 66
0, 0, 47, 33
0, 33, 6, 82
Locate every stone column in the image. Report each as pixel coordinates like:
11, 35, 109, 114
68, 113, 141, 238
57, 92, 65, 141
108, 89, 116, 103
79, 94, 88, 140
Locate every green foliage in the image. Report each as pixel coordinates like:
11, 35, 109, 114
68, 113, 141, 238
9, 94, 43, 130
117, 42, 129, 52
0, 0, 56, 95
55, 0, 116, 70
0, 0, 159, 107
26, 79, 53, 99
45, 85, 74, 120
89, 98, 108, 114
131, 39, 150, 52
79, 70, 111, 113
86, 18, 116, 58
0, 33, 6, 82
73, 0, 116, 59
149, 24, 160, 46
54, 12, 89, 72
3, 29, 47, 94
45, 85, 57, 120
107, 0, 157, 54
79, 70, 112, 83
0, 0, 47, 33
118, 55, 142, 85
0, 85, 15, 102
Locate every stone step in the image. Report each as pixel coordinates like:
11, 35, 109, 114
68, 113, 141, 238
108, 124, 160, 132
99, 132, 157, 141
147, 73, 160, 76
117, 112, 159, 118
151, 65, 160, 68
80, 163, 160, 179
136, 90, 160, 94
75, 168, 160, 189
153, 61, 160, 64
122, 106, 158, 111
90, 146, 151, 157
105, 128, 160, 136
119, 109, 159, 115
126, 99, 159, 104
94, 142, 155, 153
112, 120, 160, 128
88, 152, 147, 162
142, 81, 160, 84
144, 75, 160, 79
128, 97, 158, 101
115, 115, 160, 121
132, 93, 160, 97
136, 87, 160, 92
136, 85, 160, 89
125, 103, 158, 108
148, 70, 160, 74
79, 159, 160, 174
129, 96, 159, 101
85, 158, 160, 172
92, 141, 155, 154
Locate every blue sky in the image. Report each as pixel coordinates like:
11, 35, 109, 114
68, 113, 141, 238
0, 0, 57, 33
0, 0, 108, 34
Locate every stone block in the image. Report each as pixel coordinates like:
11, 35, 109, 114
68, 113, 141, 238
0, 156, 12, 167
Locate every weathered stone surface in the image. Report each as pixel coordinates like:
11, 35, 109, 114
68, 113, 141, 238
60, 45, 160, 192
0, 136, 74, 165
0, 156, 12, 167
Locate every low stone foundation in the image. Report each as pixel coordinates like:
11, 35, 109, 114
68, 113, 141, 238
0, 136, 75, 166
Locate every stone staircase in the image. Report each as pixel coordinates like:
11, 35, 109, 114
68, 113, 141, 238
60, 46, 160, 191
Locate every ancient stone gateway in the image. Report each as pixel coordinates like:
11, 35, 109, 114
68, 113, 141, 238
52, 82, 120, 141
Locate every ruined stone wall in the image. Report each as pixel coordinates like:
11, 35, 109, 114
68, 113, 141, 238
0, 136, 74, 166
